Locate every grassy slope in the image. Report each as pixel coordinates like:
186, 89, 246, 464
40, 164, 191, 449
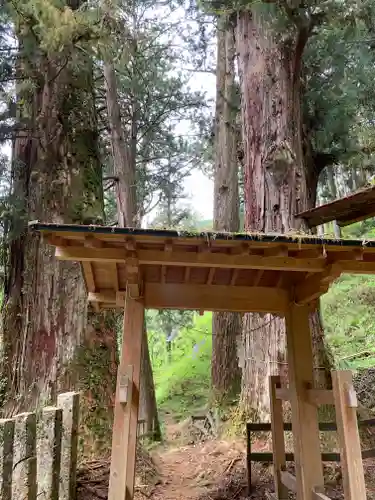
154, 313, 212, 420
322, 275, 375, 369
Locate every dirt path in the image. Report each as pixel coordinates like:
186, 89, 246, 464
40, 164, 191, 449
150, 439, 251, 500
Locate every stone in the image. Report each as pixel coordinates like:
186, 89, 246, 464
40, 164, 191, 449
0, 418, 15, 500
12, 412, 37, 500
57, 392, 79, 500
36, 407, 62, 500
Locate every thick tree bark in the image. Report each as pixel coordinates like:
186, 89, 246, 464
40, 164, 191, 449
211, 18, 242, 402
104, 60, 160, 437
236, 10, 332, 420
326, 168, 341, 237
1, 22, 115, 444
104, 63, 138, 227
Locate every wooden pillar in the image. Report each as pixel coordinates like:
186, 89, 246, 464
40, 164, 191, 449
269, 376, 288, 499
108, 292, 144, 500
285, 303, 324, 499
332, 370, 366, 500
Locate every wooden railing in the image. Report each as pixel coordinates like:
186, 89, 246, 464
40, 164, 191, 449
247, 371, 373, 500
246, 418, 375, 494
0, 392, 79, 500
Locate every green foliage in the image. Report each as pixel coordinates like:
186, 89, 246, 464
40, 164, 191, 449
304, 5, 375, 179
322, 274, 375, 370
151, 313, 212, 420
98, 0, 211, 224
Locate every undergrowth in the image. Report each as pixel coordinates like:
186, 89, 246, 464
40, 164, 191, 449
152, 313, 212, 421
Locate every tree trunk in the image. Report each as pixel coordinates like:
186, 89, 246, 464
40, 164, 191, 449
103, 63, 138, 227
104, 60, 160, 437
1, 20, 116, 453
211, 17, 242, 402
236, 10, 332, 420
165, 322, 172, 364
140, 327, 162, 440
326, 167, 341, 238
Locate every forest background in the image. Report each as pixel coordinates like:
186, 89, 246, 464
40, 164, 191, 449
2, 0, 375, 455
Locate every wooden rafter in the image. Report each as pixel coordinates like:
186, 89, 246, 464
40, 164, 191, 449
230, 269, 239, 286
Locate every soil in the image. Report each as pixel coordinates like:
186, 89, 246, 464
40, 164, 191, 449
77, 421, 375, 500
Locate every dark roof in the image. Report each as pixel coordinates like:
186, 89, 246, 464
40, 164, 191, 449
296, 185, 375, 228
28, 221, 375, 249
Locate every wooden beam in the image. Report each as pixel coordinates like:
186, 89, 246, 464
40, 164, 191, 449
145, 283, 289, 314
108, 293, 144, 500
340, 259, 375, 274
269, 376, 288, 499
88, 284, 290, 314
337, 207, 375, 227
285, 303, 324, 499
112, 264, 119, 291
253, 270, 264, 286
276, 272, 286, 289
312, 488, 332, 500
88, 290, 118, 304
275, 388, 290, 401
82, 262, 95, 291
294, 264, 342, 304
280, 471, 297, 493
184, 267, 191, 283
207, 268, 215, 285
264, 245, 289, 257
125, 238, 136, 251
56, 246, 127, 262
138, 249, 327, 272
307, 389, 334, 406
56, 246, 328, 272
230, 269, 238, 286
275, 388, 334, 406
126, 259, 142, 299
332, 370, 366, 500
161, 266, 167, 284
84, 235, 103, 248
46, 235, 68, 247
82, 262, 99, 312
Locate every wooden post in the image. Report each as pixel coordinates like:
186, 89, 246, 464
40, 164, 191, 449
108, 291, 144, 500
0, 418, 14, 500
246, 423, 251, 495
57, 392, 80, 500
36, 407, 63, 500
285, 303, 324, 499
269, 376, 288, 499
332, 370, 366, 500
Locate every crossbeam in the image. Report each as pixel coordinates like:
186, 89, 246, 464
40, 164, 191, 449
280, 471, 297, 493
88, 284, 290, 314
275, 387, 334, 406
55, 246, 327, 272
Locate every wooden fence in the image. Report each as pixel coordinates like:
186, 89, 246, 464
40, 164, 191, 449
0, 392, 79, 500
246, 417, 375, 495
247, 372, 375, 500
